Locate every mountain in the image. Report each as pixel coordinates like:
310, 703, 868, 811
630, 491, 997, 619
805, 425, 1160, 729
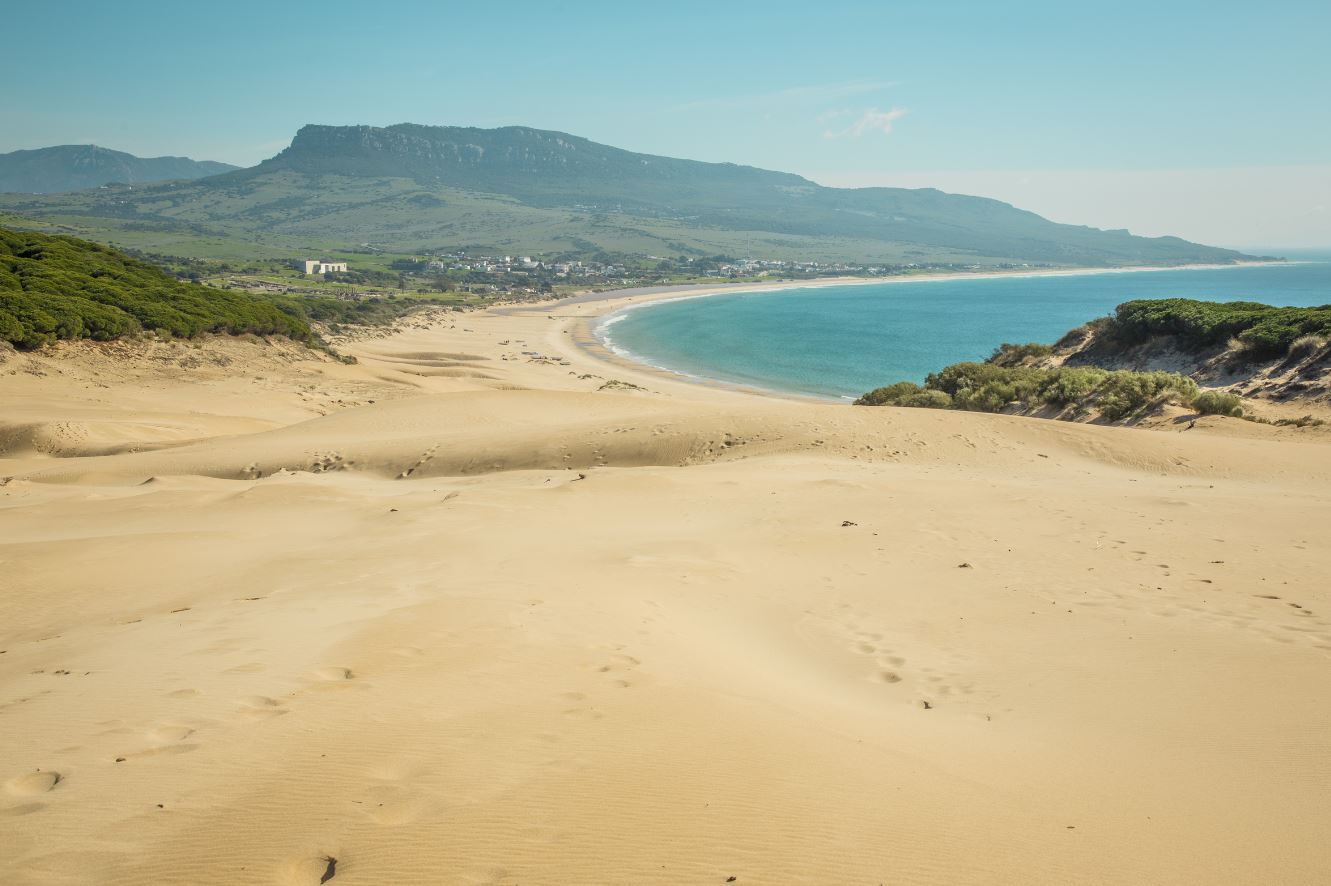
0, 145, 238, 194
0, 125, 1256, 266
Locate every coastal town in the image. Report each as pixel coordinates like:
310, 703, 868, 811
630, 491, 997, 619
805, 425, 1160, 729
217, 249, 1057, 305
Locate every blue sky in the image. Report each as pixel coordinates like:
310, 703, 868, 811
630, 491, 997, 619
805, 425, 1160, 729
4, 0, 1329, 246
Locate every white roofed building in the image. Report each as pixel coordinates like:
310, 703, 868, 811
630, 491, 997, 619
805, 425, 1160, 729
303, 260, 348, 275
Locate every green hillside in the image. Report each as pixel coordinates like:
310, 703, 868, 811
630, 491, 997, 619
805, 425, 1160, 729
0, 145, 238, 194
0, 227, 309, 348
0, 124, 1258, 267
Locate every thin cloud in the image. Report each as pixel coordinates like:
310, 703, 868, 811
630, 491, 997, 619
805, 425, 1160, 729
824, 107, 908, 139
673, 80, 899, 113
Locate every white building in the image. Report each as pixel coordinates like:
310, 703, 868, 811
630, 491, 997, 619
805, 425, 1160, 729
303, 260, 348, 275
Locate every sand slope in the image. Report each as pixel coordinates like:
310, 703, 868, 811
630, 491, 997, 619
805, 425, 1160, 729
2, 305, 1330, 885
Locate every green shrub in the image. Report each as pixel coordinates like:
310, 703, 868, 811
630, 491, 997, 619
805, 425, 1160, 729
853, 381, 922, 406
853, 382, 954, 409
1193, 390, 1244, 417
1093, 371, 1197, 421
1039, 367, 1106, 404
988, 342, 1052, 365
906, 389, 954, 408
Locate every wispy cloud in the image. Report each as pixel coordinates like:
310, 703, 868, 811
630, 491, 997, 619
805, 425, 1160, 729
672, 80, 899, 113
823, 107, 908, 139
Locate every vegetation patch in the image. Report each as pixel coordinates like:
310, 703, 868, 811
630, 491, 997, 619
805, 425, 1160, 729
1107, 299, 1331, 358
1193, 391, 1244, 417
855, 361, 1198, 421
0, 227, 310, 348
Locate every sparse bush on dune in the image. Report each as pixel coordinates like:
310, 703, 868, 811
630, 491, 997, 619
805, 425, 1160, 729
1093, 371, 1197, 421
856, 361, 1196, 422
987, 341, 1052, 366
854, 381, 922, 406
1040, 367, 1106, 405
853, 381, 953, 408
1274, 414, 1326, 427
1286, 334, 1328, 360
908, 389, 954, 408
1192, 390, 1244, 417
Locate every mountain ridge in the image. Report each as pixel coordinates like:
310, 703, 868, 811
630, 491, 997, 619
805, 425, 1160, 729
213, 122, 1256, 265
1, 124, 1259, 266
0, 145, 238, 194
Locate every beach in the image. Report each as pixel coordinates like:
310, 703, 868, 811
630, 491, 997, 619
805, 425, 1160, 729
3, 290, 1331, 885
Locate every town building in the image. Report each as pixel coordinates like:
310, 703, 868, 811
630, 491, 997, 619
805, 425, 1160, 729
303, 260, 348, 275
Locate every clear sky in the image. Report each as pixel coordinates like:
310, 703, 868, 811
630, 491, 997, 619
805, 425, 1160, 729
4, 0, 1329, 247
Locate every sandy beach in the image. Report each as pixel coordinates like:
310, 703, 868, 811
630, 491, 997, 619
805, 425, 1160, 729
3, 288, 1330, 885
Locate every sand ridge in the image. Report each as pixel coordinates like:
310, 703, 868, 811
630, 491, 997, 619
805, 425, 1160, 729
2, 294, 1330, 884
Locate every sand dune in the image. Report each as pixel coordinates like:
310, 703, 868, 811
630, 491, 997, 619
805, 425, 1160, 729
2, 300, 1330, 884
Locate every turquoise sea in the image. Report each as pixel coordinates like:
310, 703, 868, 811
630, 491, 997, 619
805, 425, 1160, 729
596, 258, 1331, 400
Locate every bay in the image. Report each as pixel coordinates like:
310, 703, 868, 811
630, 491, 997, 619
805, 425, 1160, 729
597, 259, 1331, 399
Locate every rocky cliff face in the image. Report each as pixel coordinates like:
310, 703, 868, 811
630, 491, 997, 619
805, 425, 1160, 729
264, 123, 810, 190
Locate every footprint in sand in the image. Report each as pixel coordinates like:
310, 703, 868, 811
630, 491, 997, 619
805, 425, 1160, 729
0, 802, 46, 816
5, 770, 61, 795
116, 744, 198, 762
238, 696, 287, 720
315, 667, 355, 682
283, 854, 339, 885
147, 725, 195, 745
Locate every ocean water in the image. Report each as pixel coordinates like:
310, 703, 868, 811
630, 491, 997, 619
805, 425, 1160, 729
596, 260, 1331, 400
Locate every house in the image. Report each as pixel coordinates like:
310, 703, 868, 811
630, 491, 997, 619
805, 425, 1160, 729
303, 260, 348, 275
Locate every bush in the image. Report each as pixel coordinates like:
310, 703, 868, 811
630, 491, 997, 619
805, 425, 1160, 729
853, 382, 953, 409
988, 342, 1052, 366
907, 389, 954, 408
1040, 367, 1106, 405
1287, 334, 1328, 360
853, 381, 922, 406
1193, 390, 1244, 417
1094, 371, 1197, 421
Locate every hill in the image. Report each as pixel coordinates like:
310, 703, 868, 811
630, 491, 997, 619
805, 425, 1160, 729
0, 227, 308, 348
0, 145, 238, 194
0, 124, 1258, 267
855, 299, 1331, 424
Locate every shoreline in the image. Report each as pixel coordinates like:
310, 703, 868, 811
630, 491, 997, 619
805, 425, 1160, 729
551, 259, 1289, 403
